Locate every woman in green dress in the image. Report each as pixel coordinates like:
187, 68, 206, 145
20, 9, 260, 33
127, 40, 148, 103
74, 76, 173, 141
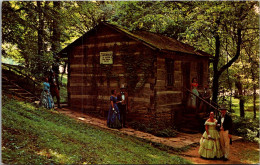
187, 77, 199, 113
199, 112, 223, 159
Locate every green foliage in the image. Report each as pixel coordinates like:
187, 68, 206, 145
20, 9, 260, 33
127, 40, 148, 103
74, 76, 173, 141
3, 1, 259, 109
111, 1, 191, 38
119, 45, 155, 94
218, 96, 259, 118
2, 1, 107, 79
232, 116, 259, 142
58, 74, 68, 103
2, 96, 190, 164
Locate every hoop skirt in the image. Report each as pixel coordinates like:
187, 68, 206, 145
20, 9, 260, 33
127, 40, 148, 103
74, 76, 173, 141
40, 82, 54, 109
107, 96, 121, 129
199, 120, 223, 159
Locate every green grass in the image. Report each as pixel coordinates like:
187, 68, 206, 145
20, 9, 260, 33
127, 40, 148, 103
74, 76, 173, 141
2, 96, 191, 164
228, 96, 259, 118
59, 74, 67, 86
57, 74, 67, 103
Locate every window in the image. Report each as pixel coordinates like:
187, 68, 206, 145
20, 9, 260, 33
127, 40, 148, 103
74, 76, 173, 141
166, 59, 174, 86
197, 62, 204, 86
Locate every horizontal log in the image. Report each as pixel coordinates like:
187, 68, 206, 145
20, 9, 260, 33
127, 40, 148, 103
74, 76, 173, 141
87, 35, 151, 45
70, 64, 124, 68
70, 73, 152, 78
157, 57, 165, 62
70, 82, 118, 87
80, 41, 139, 49
69, 86, 152, 96
70, 104, 102, 111
174, 81, 182, 88
156, 91, 181, 95
72, 52, 142, 59
157, 70, 166, 80
157, 93, 182, 105
72, 43, 149, 57
68, 66, 132, 74
88, 33, 121, 40
70, 87, 112, 95
70, 95, 150, 103
129, 97, 150, 103
155, 80, 166, 87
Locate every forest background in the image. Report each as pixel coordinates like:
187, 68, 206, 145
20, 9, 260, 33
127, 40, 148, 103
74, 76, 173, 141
2, 1, 259, 141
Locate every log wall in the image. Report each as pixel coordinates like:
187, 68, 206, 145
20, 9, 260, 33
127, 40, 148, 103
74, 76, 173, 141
153, 54, 209, 126
68, 25, 156, 120
67, 23, 210, 128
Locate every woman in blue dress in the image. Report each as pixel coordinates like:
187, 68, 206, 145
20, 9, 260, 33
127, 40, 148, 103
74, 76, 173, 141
40, 77, 54, 109
107, 89, 122, 129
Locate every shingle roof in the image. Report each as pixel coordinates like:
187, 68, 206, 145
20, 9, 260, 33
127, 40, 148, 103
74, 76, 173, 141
59, 22, 211, 57
106, 23, 211, 57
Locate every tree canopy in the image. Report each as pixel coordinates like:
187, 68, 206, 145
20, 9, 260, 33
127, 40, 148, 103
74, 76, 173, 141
2, 1, 259, 110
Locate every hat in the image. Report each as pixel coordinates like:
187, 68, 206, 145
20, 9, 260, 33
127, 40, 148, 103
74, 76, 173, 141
219, 104, 227, 110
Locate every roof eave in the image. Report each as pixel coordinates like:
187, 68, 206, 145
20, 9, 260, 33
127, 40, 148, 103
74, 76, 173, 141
160, 49, 211, 57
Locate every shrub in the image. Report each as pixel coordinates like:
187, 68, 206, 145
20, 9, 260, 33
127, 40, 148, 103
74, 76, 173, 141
232, 116, 259, 142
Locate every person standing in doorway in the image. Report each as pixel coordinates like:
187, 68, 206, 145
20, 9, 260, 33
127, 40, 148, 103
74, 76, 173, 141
49, 70, 61, 109
217, 105, 233, 161
187, 77, 199, 113
117, 84, 129, 128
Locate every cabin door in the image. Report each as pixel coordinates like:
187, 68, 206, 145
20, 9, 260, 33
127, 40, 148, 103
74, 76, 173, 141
182, 62, 191, 102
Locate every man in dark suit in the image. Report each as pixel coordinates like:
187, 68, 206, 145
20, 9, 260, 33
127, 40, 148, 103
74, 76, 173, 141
117, 84, 129, 128
49, 70, 61, 109
217, 105, 232, 161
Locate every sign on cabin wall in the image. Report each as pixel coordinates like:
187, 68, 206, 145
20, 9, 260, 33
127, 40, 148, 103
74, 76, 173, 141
100, 51, 113, 64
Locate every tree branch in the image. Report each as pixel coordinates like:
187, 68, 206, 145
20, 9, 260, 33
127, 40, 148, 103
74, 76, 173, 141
218, 27, 242, 74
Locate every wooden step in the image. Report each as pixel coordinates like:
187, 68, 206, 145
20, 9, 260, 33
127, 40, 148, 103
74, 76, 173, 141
8, 88, 25, 91
2, 76, 39, 103
25, 97, 36, 100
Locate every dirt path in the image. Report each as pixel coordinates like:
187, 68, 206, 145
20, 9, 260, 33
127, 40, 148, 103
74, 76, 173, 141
179, 141, 259, 164
56, 107, 259, 164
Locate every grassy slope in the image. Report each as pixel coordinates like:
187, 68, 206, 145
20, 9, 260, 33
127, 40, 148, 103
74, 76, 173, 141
2, 96, 191, 164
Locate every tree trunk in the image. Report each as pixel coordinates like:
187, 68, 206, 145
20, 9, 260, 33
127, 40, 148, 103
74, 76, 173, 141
37, 1, 44, 73
212, 27, 242, 107
246, 43, 257, 119
227, 63, 233, 112
251, 69, 257, 119
235, 76, 245, 118
52, 1, 61, 53
37, 1, 44, 56
52, 1, 61, 74
253, 85, 256, 119
212, 34, 220, 105
239, 98, 245, 117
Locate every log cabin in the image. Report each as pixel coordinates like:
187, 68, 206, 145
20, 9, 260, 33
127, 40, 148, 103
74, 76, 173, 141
59, 22, 211, 129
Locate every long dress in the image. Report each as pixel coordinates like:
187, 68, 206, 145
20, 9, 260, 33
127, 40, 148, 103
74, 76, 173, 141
40, 82, 54, 109
188, 83, 199, 109
107, 96, 121, 129
199, 120, 223, 159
